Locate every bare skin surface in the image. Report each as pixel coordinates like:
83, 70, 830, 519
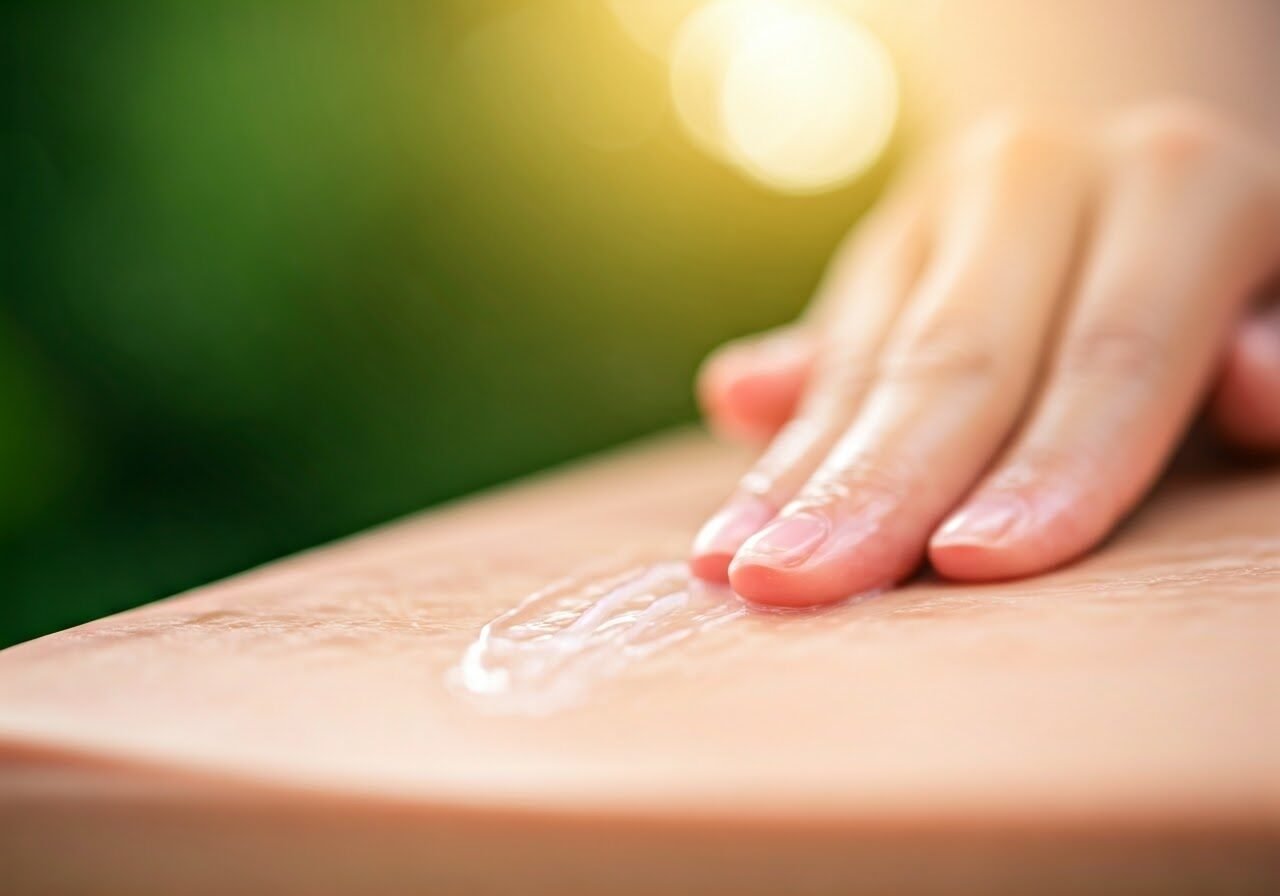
1, 431, 1277, 894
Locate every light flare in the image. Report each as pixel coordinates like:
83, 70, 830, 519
625, 0, 900, 193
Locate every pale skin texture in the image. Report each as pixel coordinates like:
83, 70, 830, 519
691, 6, 1280, 606
4, 434, 1279, 893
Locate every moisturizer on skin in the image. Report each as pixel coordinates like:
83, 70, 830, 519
451, 562, 746, 714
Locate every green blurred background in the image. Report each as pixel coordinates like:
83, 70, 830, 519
0, 0, 890, 647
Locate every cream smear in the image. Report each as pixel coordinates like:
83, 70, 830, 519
450, 562, 746, 714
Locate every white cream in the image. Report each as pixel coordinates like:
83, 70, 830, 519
450, 562, 746, 714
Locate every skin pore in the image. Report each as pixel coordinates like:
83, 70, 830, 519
691, 0, 1280, 606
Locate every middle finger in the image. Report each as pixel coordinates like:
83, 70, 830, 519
731, 123, 1091, 606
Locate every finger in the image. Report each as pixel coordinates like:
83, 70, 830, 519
691, 198, 928, 583
1211, 304, 1280, 453
697, 326, 814, 443
932, 110, 1280, 581
730, 122, 1090, 606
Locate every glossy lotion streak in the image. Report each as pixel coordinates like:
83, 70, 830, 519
451, 562, 745, 714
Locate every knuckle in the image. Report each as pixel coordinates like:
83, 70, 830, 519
1106, 101, 1279, 260
787, 454, 920, 516
1056, 322, 1168, 382
1110, 99, 1230, 169
812, 348, 876, 401
881, 342, 999, 386
956, 112, 1065, 174
880, 312, 1001, 386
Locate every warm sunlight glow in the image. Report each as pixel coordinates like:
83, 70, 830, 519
608, 0, 707, 56
722, 2, 897, 191
669, 0, 788, 160
667, 0, 898, 193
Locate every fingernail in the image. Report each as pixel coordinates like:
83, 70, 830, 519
935, 495, 1023, 545
736, 513, 829, 568
693, 496, 775, 561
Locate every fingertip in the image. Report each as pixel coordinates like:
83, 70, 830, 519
728, 511, 904, 608
727, 560, 818, 608
728, 555, 847, 608
1212, 314, 1280, 453
929, 495, 1032, 580
689, 552, 732, 585
690, 495, 774, 585
727, 512, 834, 606
928, 540, 1022, 582
929, 538, 1077, 582
697, 334, 812, 442
728, 554, 894, 608
929, 492, 1088, 582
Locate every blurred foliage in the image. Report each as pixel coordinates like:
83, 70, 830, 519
0, 0, 891, 646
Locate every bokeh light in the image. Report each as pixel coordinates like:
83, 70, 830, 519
669, 0, 789, 160
659, 0, 898, 193
721, 3, 897, 191
607, 0, 706, 56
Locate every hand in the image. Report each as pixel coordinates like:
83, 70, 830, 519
692, 100, 1280, 607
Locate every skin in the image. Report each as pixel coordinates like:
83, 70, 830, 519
692, 102, 1280, 606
